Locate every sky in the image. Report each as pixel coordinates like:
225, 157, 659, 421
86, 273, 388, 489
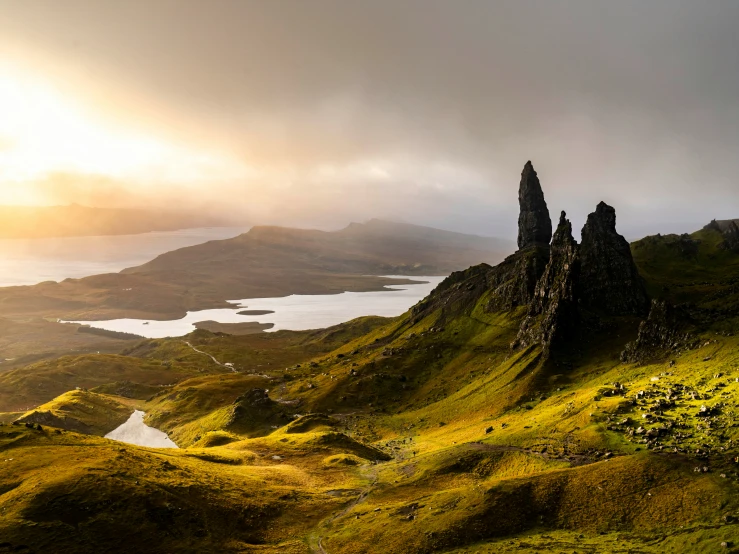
0, 0, 738, 240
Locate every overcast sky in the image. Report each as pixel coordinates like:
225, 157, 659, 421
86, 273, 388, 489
0, 0, 738, 240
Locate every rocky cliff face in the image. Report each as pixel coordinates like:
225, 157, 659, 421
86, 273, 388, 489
485, 246, 550, 313
722, 221, 739, 252
579, 202, 649, 316
413, 163, 652, 359
514, 212, 580, 353
517, 161, 552, 250
620, 300, 695, 364
409, 246, 550, 324
704, 219, 739, 252
411, 161, 554, 322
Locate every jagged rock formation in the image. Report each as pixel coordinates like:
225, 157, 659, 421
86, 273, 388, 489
721, 221, 739, 252
579, 202, 649, 316
517, 161, 552, 250
704, 219, 739, 252
620, 300, 694, 364
410, 263, 493, 323
415, 165, 651, 359
485, 246, 550, 312
409, 246, 549, 323
515, 212, 580, 352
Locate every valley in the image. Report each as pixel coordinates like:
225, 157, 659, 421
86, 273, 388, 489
1, 163, 738, 552
0, 220, 507, 370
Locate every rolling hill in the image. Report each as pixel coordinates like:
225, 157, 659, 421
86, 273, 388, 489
1, 164, 737, 553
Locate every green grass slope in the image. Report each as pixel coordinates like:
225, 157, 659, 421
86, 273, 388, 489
0, 354, 207, 413
2, 224, 739, 552
15, 389, 135, 435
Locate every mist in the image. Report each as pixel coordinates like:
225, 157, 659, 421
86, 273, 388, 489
1, 0, 738, 240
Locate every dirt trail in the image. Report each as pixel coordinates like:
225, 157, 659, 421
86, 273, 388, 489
181, 341, 236, 373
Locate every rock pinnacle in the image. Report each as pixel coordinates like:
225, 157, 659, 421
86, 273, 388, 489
517, 161, 552, 250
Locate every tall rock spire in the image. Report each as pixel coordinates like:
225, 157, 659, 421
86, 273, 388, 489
514, 211, 580, 354
579, 202, 649, 316
517, 161, 553, 250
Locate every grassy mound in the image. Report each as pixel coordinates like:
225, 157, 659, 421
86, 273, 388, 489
15, 389, 134, 436
0, 425, 352, 553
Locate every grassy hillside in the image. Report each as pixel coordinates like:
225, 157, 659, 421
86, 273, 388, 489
633, 228, 739, 307
0, 354, 206, 413
16, 389, 135, 435
0, 424, 358, 554
0, 317, 389, 413
0, 317, 138, 372
1, 225, 739, 552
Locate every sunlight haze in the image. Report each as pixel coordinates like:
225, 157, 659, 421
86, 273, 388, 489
0, 0, 738, 238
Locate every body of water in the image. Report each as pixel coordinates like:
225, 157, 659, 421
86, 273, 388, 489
105, 410, 178, 448
67, 275, 445, 338
0, 226, 248, 287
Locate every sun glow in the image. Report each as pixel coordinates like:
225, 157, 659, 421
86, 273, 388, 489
0, 63, 250, 204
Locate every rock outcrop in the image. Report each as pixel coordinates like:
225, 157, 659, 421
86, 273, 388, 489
721, 220, 739, 252
579, 202, 649, 316
409, 246, 549, 323
704, 219, 739, 252
415, 165, 652, 360
226, 389, 291, 434
620, 300, 694, 364
412, 161, 554, 322
517, 161, 552, 250
485, 246, 550, 313
515, 212, 580, 353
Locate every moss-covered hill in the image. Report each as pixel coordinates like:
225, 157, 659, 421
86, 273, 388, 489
1, 222, 739, 553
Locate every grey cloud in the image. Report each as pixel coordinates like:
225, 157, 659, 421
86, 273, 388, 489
1, 0, 738, 239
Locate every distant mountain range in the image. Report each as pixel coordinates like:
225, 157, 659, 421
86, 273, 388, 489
125, 218, 513, 278
0, 218, 514, 323
0, 204, 221, 238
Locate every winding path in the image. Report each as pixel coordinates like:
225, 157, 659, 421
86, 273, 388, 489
182, 341, 236, 373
